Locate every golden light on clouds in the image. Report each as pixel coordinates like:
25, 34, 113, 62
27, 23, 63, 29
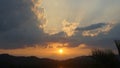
40, 0, 119, 36
82, 23, 115, 37
32, 0, 47, 30
62, 20, 79, 37
0, 43, 90, 60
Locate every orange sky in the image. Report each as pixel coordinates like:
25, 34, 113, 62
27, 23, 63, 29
0, 43, 90, 60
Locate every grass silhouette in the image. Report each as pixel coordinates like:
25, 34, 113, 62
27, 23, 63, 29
91, 49, 120, 68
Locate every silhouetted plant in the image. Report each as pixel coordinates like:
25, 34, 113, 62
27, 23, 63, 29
114, 40, 120, 56
91, 49, 120, 68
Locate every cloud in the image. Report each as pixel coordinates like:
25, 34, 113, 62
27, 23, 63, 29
0, 0, 47, 48
0, 0, 120, 53
76, 23, 106, 31
67, 22, 120, 49
32, 0, 47, 29
78, 23, 115, 37
0, 0, 32, 32
62, 20, 79, 37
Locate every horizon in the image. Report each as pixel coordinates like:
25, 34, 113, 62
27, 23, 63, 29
0, 0, 120, 60
0, 53, 89, 61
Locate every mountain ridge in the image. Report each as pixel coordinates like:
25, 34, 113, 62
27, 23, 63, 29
0, 54, 120, 68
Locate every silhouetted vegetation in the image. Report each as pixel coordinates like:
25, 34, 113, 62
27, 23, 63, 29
114, 40, 120, 56
91, 49, 120, 68
0, 48, 120, 68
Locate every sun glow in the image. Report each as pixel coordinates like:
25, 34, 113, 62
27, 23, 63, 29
59, 49, 63, 54
0, 43, 90, 60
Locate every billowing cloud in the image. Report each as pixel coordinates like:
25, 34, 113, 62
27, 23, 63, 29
32, 0, 47, 29
0, 0, 47, 48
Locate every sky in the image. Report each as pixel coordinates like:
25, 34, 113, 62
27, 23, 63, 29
0, 0, 120, 60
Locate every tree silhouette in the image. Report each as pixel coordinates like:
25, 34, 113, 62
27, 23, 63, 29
91, 49, 120, 68
114, 40, 120, 56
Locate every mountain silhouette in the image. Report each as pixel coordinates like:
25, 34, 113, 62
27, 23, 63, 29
0, 54, 58, 68
0, 54, 120, 68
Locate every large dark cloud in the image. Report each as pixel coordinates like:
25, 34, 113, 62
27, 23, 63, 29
47, 22, 120, 50
0, 0, 33, 32
67, 22, 120, 49
0, 0, 47, 48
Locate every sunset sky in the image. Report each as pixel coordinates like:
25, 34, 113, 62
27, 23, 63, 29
0, 0, 120, 60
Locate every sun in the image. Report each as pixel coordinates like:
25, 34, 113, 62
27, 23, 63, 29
59, 49, 63, 54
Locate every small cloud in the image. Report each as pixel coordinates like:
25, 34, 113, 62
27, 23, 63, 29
62, 20, 79, 37
78, 44, 87, 48
46, 42, 69, 48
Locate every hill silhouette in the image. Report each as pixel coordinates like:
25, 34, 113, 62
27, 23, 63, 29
0, 53, 120, 68
0, 54, 58, 68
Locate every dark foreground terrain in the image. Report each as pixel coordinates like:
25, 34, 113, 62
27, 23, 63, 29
0, 53, 120, 68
